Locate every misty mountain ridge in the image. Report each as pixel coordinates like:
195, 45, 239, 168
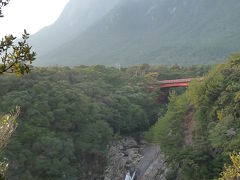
32, 0, 240, 66
30, 0, 120, 58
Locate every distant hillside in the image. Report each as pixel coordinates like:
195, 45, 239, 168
30, 0, 120, 58
35, 0, 240, 66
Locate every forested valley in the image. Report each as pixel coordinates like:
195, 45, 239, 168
0, 65, 209, 179
2, 0, 240, 179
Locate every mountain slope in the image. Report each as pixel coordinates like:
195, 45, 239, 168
30, 0, 120, 59
37, 0, 240, 66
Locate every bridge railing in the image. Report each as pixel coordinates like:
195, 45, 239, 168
158, 78, 194, 84
158, 77, 203, 84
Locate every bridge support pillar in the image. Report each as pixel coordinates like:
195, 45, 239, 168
158, 89, 169, 102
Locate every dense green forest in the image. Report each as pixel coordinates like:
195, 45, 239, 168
145, 54, 240, 179
0, 64, 209, 179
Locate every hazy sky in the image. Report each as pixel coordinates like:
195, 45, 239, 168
0, 0, 69, 37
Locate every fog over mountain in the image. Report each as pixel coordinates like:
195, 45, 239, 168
30, 0, 120, 59
33, 0, 240, 66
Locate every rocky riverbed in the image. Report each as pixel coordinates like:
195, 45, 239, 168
104, 137, 167, 180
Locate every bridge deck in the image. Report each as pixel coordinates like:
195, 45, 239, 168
158, 77, 203, 88
158, 78, 194, 84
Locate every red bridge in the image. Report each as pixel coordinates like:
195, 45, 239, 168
158, 77, 203, 88
150, 77, 203, 101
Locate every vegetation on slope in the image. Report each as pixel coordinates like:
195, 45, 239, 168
146, 54, 240, 179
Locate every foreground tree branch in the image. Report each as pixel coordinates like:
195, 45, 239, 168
0, 1, 36, 178
0, 106, 19, 179
0, 107, 19, 150
219, 152, 240, 180
0, 0, 10, 17
0, 30, 36, 76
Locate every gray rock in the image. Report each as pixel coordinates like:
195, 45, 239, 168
104, 137, 168, 180
123, 138, 138, 148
